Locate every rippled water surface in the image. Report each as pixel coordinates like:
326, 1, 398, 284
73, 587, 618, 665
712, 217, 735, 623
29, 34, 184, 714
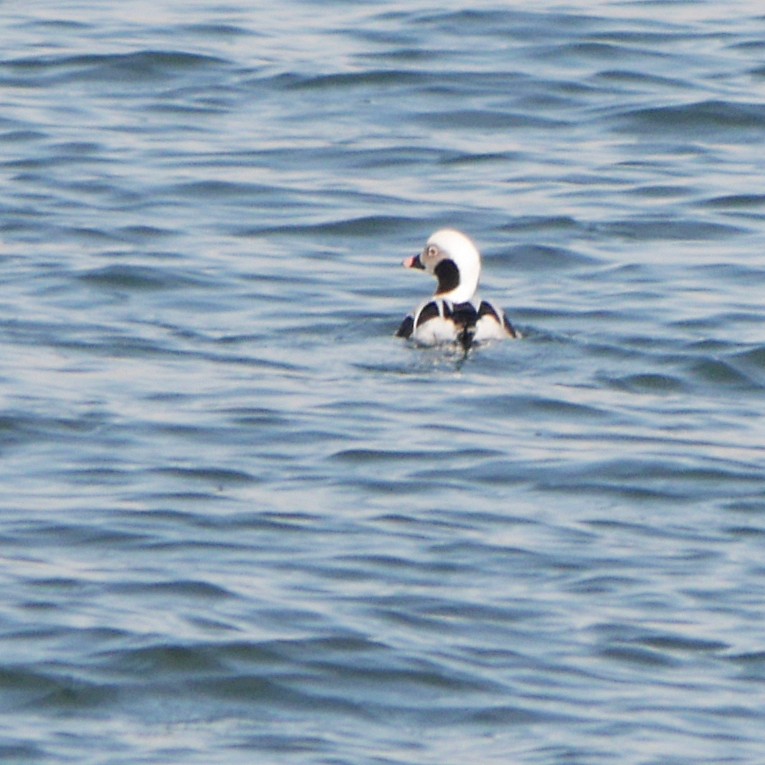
3, 1, 765, 762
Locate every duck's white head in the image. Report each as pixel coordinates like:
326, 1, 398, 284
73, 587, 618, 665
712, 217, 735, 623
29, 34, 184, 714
402, 228, 481, 305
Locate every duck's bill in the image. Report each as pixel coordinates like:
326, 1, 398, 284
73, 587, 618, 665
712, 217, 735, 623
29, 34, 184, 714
402, 254, 425, 270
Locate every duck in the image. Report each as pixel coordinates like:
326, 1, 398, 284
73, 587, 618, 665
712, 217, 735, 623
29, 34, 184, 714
396, 228, 519, 350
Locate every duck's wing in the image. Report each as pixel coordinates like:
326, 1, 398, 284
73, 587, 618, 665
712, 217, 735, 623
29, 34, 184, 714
397, 300, 464, 345
395, 314, 414, 338
397, 300, 443, 338
478, 300, 519, 339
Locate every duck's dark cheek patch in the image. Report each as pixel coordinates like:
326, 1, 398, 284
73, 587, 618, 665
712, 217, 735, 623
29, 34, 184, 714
434, 259, 460, 295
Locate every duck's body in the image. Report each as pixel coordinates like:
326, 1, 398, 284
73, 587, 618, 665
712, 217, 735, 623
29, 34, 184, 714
396, 229, 518, 349
396, 297, 515, 350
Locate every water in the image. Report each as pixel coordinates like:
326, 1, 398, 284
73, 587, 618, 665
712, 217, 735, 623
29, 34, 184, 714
2, 1, 765, 762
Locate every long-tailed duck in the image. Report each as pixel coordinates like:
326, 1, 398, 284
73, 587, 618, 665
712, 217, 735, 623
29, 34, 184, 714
396, 228, 519, 349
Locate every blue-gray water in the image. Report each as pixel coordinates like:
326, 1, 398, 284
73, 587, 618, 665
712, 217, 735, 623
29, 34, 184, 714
3, 1, 765, 762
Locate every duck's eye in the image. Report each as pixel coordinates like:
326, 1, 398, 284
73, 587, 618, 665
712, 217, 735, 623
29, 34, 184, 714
425, 245, 439, 259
